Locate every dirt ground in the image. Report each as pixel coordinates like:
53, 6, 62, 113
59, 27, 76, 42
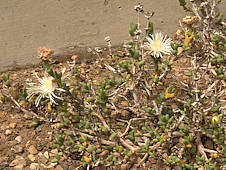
0, 50, 189, 169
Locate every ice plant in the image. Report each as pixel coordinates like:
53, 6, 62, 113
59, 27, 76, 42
26, 75, 65, 107
144, 32, 172, 59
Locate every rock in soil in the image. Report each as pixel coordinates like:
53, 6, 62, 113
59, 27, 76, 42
11, 145, 24, 153
9, 123, 17, 128
44, 151, 49, 159
28, 145, 38, 155
9, 155, 26, 169
30, 163, 39, 170
28, 154, 36, 161
15, 136, 22, 143
5, 129, 12, 135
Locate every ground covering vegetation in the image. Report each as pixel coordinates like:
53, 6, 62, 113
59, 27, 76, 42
0, 0, 225, 169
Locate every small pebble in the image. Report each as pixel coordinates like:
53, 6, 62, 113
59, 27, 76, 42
50, 162, 58, 168
28, 145, 38, 155
9, 159, 19, 167
120, 101, 129, 107
162, 153, 168, 159
26, 141, 31, 148
50, 148, 58, 154
44, 151, 49, 159
12, 145, 23, 153
9, 156, 26, 169
5, 129, 12, 135
80, 68, 85, 75
9, 123, 16, 129
38, 154, 48, 164
41, 162, 57, 169
15, 136, 22, 143
71, 55, 79, 60
28, 154, 36, 162
30, 163, 39, 170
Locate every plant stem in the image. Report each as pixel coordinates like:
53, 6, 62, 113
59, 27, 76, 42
154, 58, 159, 74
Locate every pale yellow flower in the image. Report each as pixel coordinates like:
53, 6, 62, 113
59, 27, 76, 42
144, 32, 172, 58
26, 75, 65, 107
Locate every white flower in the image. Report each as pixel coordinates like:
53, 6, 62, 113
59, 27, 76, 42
26, 75, 65, 107
143, 32, 172, 58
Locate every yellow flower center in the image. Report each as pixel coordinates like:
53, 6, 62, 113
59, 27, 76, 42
152, 40, 162, 51
42, 78, 54, 93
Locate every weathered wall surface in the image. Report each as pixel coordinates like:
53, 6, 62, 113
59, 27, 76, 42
0, 0, 225, 71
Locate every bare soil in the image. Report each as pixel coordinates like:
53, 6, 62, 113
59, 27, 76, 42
0, 49, 194, 169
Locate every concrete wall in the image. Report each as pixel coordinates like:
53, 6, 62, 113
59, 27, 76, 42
0, 0, 225, 71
